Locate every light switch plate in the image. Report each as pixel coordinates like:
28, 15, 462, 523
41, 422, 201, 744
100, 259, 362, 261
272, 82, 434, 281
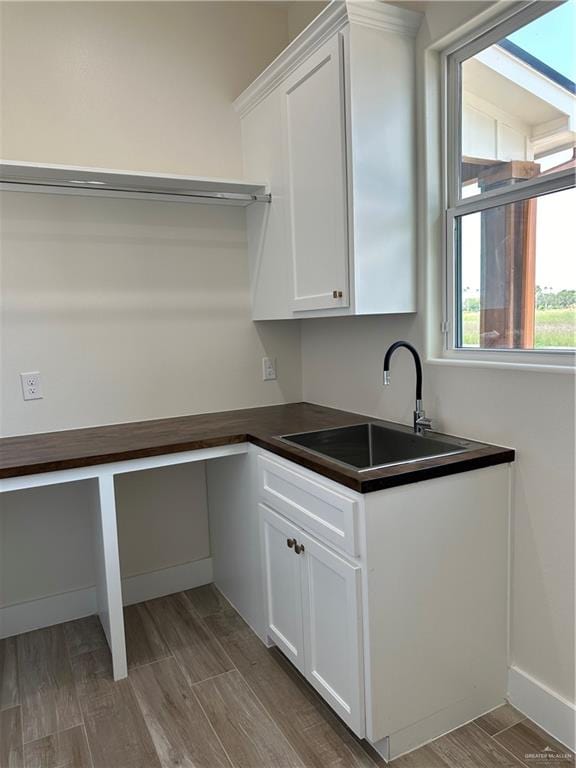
20, 371, 43, 400
262, 357, 277, 381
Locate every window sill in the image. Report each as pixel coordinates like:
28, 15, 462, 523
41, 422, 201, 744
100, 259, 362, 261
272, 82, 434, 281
427, 353, 576, 374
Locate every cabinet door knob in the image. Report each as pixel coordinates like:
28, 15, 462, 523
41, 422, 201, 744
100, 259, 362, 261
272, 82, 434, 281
294, 542, 305, 555
287, 538, 296, 549
332, 290, 343, 299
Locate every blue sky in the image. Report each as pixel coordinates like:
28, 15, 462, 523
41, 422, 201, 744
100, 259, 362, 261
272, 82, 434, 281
506, 1, 576, 82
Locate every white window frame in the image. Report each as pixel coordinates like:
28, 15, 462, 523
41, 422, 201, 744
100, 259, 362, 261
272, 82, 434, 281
441, 0, 576, 368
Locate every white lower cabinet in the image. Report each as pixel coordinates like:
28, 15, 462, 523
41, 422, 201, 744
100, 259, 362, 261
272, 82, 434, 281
261, 502, 365, 736
261, 503, 306, 673
252, 449, 511, 759
300, 527, 364, 734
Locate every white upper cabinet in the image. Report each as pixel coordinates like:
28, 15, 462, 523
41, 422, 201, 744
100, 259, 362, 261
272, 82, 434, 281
235, 1, 421, 320
283, 34, 349, 312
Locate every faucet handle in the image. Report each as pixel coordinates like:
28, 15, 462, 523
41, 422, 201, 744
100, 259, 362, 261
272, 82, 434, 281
415, 415, 433, 433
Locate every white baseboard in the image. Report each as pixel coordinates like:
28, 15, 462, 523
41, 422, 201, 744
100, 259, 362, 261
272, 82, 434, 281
508, 665, 575, 752
122, 558, 213, 606
0, 557, 213, 639
0, 588, 98, 640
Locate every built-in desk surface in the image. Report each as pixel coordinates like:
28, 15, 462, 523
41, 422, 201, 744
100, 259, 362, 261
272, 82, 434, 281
0, 402, 513, 493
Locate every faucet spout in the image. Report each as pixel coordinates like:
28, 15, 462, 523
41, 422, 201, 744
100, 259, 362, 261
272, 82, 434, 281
383, 341, 422, 400
383, 341, 430, 434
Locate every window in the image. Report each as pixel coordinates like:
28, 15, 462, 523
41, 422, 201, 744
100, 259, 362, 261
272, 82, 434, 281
445, 1, 576, 358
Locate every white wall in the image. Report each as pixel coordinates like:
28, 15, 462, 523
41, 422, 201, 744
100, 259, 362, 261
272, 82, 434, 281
0, 191, 301, 436
286, 0, 328, 41
0, 1, 292, 177
0, 1, 302, 609
301, 0, 575, 711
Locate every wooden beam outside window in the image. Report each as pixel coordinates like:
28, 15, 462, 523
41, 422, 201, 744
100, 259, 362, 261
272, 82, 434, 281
477, 161, 540, 349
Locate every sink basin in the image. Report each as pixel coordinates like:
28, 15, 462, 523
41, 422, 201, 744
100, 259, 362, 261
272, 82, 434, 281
281, 422, 475, 472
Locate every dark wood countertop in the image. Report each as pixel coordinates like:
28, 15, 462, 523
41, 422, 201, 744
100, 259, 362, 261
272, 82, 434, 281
0, 402, 514, 493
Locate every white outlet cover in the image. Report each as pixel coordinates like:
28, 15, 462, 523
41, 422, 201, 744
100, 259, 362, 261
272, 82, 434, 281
20, 371, 43, 400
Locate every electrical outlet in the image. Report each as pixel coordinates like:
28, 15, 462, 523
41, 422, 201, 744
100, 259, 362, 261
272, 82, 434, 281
20, 371, 43, 401
262, 357, 277, 381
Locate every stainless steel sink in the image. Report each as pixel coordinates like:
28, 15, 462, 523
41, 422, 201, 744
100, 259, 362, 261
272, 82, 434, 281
281, 422, 476, 472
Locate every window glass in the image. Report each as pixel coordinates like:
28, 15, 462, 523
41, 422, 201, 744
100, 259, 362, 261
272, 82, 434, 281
456, 187, 576, 350
459, 2, 576, 199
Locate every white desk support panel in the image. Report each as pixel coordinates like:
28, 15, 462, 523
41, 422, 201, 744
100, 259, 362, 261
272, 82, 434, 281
0, 443, 248, 680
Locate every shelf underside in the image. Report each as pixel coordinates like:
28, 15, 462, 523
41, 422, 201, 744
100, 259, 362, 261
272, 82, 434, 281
0, 161, 270, 205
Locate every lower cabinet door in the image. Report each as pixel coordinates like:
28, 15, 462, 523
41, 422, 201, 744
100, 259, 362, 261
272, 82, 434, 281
260, 503, 305, 673
300, 530, 365, 736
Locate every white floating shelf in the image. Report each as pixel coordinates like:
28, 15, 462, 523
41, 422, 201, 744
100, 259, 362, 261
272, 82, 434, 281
0, 161, 271, 206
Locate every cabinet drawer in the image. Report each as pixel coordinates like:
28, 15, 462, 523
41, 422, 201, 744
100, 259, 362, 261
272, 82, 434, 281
258, 454, 359, 557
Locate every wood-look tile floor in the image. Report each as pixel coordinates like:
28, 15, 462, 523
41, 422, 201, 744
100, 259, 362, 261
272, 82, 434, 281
1, 586, 574, 768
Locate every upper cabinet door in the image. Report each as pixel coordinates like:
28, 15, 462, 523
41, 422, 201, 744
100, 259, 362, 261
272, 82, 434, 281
260, 503, 305, 673
283, 34, 350, 313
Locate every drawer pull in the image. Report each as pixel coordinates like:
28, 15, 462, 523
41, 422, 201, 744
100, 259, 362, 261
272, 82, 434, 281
294, 542, 305, 555
287, 538, 296, 549
332, 290, 343, 299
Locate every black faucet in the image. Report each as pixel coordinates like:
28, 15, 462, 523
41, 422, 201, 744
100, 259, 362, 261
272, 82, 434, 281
383, 341, 432, 435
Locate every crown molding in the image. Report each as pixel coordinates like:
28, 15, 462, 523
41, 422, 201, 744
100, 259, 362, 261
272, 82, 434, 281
234, 1, 422, 119
347, 2, 422, 37
234, 2, 348, 118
